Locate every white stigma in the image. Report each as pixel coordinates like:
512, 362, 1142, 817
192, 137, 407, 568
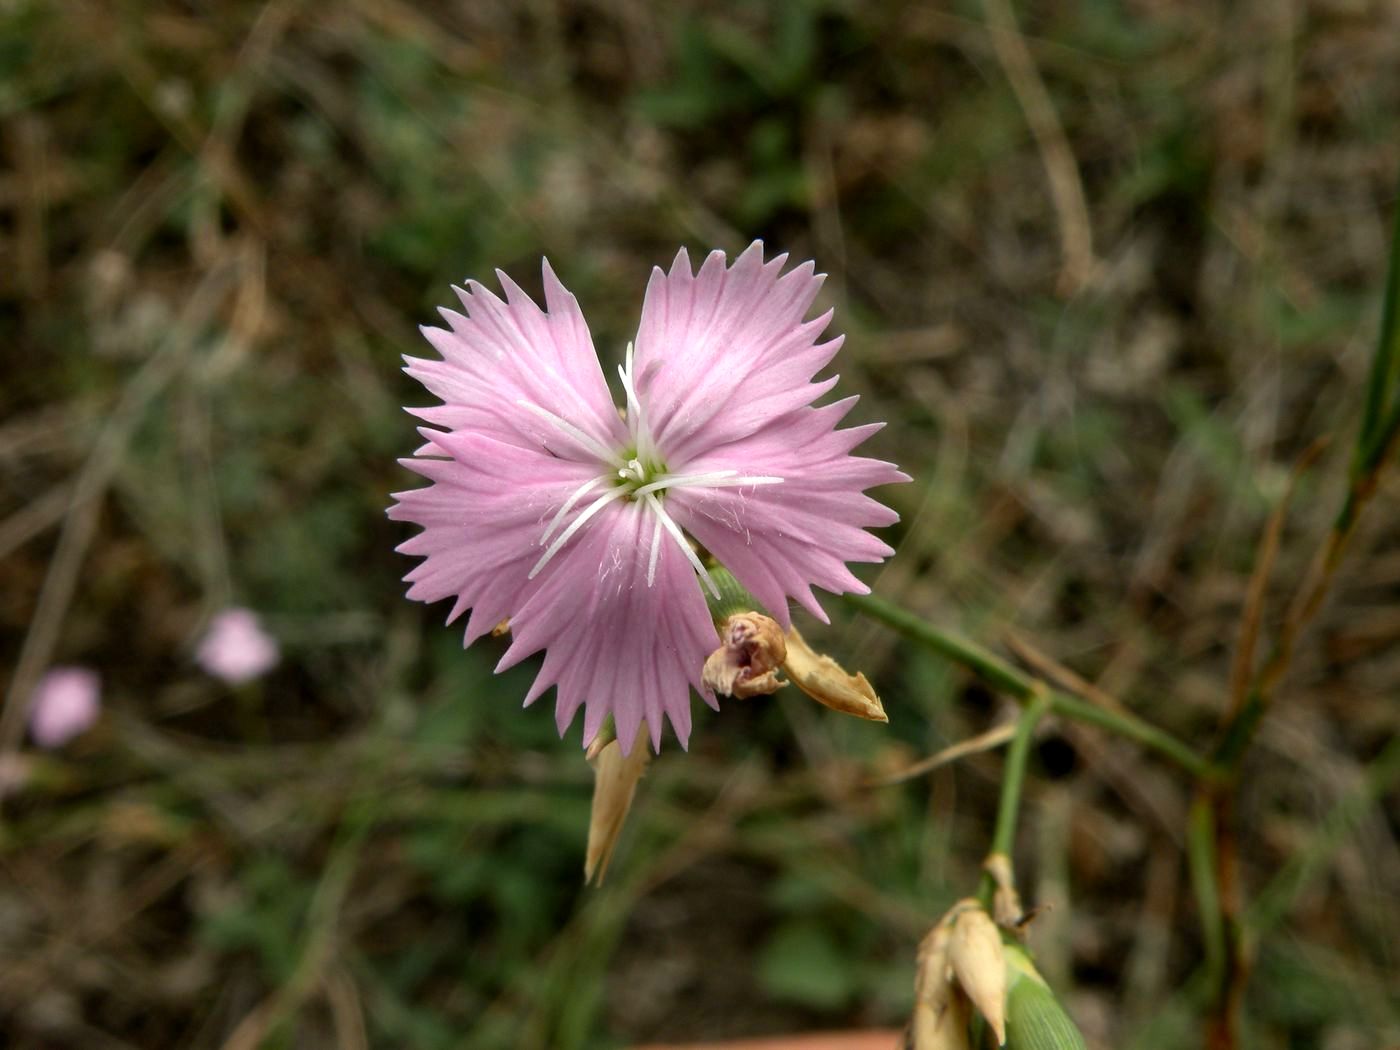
618, 458, 647, 484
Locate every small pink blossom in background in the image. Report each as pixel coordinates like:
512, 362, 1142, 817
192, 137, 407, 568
28, 666, 101, 748
196, 608, 280, 684
391, 242, 907, 753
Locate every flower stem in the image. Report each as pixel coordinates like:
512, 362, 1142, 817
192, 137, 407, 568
990, 691, 1050, 859
1187, 794, 1227, 995
843, 593, 1218, 780
978, 690, 1052, 907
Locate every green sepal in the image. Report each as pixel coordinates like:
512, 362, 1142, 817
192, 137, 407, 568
704, 565, 769, 623
1003, 946, 1088, 1050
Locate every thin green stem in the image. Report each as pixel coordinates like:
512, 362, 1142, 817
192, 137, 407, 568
845, 592, 1035, 697
1188, 795, 1226, 995
844, 593, 1218, 780
1051, 692, 1216, 780
1354, 174, 1400, 475
978, 690, 1052, 906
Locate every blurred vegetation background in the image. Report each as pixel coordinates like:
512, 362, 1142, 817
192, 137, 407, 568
2, 1, 1398, 1048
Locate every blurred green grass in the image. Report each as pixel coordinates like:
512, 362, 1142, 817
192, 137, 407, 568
1, 2, 1398, 1048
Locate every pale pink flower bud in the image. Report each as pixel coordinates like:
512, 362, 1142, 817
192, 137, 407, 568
28, 666, 101, 748
196, 608, 280, 684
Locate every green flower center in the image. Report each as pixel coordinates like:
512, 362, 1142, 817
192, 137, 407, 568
615, 453, 669, 498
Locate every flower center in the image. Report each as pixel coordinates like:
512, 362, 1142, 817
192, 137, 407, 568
616, 455, 664, 497
518, 343, 785, 599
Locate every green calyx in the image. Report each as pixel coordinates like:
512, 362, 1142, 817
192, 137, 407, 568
704, 566, 769, 624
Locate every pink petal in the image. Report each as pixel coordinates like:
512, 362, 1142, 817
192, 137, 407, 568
196, 608, 280, 685
404, 260, 628, 460
667, 398, 908, 628
390, 430, 604, 644
495, 500, 719, 753
632, 242, 842, 463
28, 666, 101, 749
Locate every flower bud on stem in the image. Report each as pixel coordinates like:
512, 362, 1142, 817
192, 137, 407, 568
584, 721, 650, 885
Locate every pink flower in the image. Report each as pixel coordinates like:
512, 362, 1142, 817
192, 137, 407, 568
197, 608, 280, 684
390, 243, 907, 752
28, 666, 101, 748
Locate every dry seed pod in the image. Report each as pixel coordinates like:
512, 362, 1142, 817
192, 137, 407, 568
702, 612, 788, 698
914, 922, 954, 1007
910, 993, 971, 1050
782, 627, 888, 722
583, 724, 650, 884
948, 901, 1007, 1045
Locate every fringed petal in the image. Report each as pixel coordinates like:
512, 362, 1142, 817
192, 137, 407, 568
632, 242, 841, 463
496, 501, 718, 753
389, 431, 605, 644
667, 399, 908, 628
405, 260, 628, 461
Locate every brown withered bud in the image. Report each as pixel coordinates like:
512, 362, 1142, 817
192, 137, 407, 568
948, 900, 1008, 1046
911, 922, 969, 1050
910, 995, 971, 1050
984, 853, 1026, 933
584, 724, 651, 885
782, 627, 888, 723
915, 922, 954, 1008
702, 612, 788, 699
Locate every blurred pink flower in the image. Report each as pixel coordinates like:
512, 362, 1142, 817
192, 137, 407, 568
196, 608, 280, 684
391, 243, 907, 752
28, 666, 101, 748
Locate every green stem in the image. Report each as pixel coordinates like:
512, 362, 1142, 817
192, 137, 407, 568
1051, 691, 1216, 780
1188, 795, 1226, 994
844, 593, 1218, 780
845, 592, 1035, 697
990, 692, 1050, 858
978, 691, 1052, 906
1354, 172, 1400, 475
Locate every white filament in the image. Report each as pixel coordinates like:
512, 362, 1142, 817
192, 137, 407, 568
642, 491, 720, 600
528, 486, 628, 579
539, 475, 605, 546
516, 399, 615, 463
617, 342, 655, 464
646, 511, 663, 586
631, 470, 783, 499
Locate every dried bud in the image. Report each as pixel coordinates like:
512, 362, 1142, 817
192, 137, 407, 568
781, 627, 888, 723
948, 901, 1008, 1046
584, 724, 650, 885
914, 922, 954, 1008
702, 612, 788, 699
910, 994, 971, 1050
984, 853, 1024, 931
910, 912, 967, 1048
